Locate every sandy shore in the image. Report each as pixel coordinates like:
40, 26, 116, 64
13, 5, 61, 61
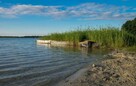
56, 50, 136, 86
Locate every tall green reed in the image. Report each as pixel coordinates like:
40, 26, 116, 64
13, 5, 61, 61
40, 27, 136, 48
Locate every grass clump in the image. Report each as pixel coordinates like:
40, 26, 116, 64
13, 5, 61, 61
40, 26, 136, 48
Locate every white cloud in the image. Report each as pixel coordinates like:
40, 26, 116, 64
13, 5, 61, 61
0, 5, 65, 18
65, 3, 136, 20
0, 3, 135, 20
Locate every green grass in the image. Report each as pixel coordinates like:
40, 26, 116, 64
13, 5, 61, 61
121, 46, 136, 52
40, 26, 136, 48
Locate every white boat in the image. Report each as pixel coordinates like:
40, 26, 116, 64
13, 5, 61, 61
37, 40, 51, 44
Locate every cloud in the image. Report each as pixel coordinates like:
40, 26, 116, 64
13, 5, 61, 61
0, 3, 136, 20
66, 3, 136, 20
0, 4, 65, 18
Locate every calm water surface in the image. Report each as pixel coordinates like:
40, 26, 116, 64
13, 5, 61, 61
0, 38, 109, 86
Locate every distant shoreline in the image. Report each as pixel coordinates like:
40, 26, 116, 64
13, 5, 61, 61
0, 36, 40, 38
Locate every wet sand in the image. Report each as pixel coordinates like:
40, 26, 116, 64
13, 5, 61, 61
56, 50, 136, 86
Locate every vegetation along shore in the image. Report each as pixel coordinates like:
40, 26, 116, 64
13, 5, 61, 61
40, 18, 136, 50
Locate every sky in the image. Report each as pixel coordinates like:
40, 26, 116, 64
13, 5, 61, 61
0, 0, 136, 36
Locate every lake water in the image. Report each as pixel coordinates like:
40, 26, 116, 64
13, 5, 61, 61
0, 38, 109, 86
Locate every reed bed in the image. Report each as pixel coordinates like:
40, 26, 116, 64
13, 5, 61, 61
40, 27, 136, 48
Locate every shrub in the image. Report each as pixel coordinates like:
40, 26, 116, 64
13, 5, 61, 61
122, 18, 136, 35
121, 18, 136, 46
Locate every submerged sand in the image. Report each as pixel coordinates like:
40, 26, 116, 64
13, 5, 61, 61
56, 50, 136, 86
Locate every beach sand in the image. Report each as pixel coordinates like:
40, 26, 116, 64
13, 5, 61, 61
56, 51, 136, 86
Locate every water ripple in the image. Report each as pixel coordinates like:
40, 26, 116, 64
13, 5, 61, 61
0, 38, 107, 86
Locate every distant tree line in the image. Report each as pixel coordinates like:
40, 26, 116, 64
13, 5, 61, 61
0, 36, 40, 38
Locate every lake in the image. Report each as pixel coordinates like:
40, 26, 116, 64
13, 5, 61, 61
0, 38, 109, 86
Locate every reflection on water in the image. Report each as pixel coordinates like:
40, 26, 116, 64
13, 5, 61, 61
37, 43, 109, 57
0, 38, 109, 86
